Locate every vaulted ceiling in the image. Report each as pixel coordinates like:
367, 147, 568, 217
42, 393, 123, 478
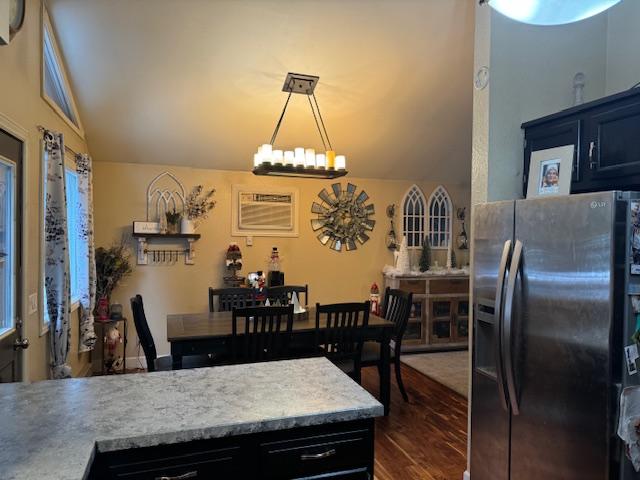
48, 0, 474, 183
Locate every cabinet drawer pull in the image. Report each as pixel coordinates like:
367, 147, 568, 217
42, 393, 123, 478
589, 141, 597, 169
155, 471, 197, 480
300, 448, 336, 461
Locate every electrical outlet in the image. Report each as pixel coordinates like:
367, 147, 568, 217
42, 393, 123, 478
28, 293, 38, 315
246, 236, 253, 246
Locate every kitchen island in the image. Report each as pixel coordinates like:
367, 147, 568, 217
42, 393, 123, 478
0, 357, 383, 479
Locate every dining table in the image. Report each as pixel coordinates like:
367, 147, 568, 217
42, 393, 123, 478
167, 306, 395, 415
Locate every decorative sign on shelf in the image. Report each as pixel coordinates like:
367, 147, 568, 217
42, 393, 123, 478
311, 183, 375, 252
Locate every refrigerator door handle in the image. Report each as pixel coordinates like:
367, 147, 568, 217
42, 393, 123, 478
503, 239, 522, 415
494, 240, 512, 412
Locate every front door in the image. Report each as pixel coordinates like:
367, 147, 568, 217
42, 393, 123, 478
0, 128, 24, 382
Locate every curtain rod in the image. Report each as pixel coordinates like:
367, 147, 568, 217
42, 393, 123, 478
36, 124, 81, 157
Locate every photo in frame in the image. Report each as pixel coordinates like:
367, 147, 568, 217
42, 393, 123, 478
526, 145, 574, 199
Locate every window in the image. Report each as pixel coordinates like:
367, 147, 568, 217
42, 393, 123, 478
65, 169, 81, 302
0, 158, 16, 337
402, 185, 426, 248
42, 161, 85, 329
428, 186, 452, 249
42, 7, 84, 137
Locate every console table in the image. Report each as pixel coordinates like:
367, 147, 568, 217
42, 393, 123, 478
384, 272, 469, 352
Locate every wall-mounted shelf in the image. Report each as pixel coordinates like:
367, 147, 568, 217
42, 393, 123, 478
132, 233, 201, 240
132, 232, 200, 265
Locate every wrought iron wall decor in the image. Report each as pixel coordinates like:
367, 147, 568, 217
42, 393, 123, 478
311, 183, 375, 252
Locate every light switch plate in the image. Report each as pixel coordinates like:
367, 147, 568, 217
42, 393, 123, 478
246, 236, 253, 246
28, 293, 38, 315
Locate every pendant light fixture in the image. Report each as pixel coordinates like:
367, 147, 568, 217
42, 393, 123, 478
253, 72, 348, 179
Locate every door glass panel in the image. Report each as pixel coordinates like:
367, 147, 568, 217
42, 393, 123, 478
0, 158, 15, 337
432, 320, 451, 339
432, 301, 451, 317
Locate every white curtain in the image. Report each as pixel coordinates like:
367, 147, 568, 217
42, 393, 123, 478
43, 130, 72, 379
75, 153, 97, 352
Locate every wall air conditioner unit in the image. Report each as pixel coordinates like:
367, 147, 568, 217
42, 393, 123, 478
232, 185, 299, 237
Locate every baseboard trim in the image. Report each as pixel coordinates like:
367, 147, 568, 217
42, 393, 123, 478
463, 470, 470, 480
125, 356, 147, 370
78, 363, 92, 378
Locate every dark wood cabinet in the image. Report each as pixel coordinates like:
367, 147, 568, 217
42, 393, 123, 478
523, 88, 640, 195
89, 419, 374, 480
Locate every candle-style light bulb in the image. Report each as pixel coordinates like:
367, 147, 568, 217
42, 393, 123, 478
284, 150, 294, 166
273, 150, 283, 165
305, 148, 316, 168
326, 150, 336, 169
316, 153, 326, 169
294, 148, 305, 167
253, 153, 261, 168
335, 155, 346, 170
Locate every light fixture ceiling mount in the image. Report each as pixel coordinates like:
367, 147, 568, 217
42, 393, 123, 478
253, 72, 347, 179
481, 0, 621, 26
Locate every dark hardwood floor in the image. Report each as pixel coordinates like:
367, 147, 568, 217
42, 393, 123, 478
361, 363, 468, 480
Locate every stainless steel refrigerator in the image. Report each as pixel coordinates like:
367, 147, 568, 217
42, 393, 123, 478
471, 191, 640, 480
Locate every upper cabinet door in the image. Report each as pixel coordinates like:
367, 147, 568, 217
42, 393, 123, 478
523, 119, 580, 197
586, 97, 640, 181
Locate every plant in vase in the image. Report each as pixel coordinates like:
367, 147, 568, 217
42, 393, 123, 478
182, 185, 216, 233
165, 209, 182, 234
95, 239, 133, 320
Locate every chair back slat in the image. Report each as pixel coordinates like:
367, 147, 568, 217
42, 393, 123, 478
130, 295, 158, 372
382, 287, 413, 342
265, 285, 308, 306
209, 287, 256, 312
315, 302, 369, 363
232, 305, 294, 363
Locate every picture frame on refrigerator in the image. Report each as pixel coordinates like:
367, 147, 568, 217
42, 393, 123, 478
526, 145, 574, 199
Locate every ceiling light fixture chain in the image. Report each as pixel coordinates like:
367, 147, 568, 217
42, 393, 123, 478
312, 92, 333, 151
308, 94, 327, 151
269, 85, 294, 146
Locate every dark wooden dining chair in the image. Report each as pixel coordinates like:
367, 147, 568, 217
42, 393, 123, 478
130, 295, 212, 372
231, 305, 294, 363
209, 287, 256, 312
361, 288, 413, 401
265, 285, 308, 307
315, 301, 370, 383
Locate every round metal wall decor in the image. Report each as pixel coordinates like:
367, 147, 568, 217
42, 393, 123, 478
311, 183, 375, 252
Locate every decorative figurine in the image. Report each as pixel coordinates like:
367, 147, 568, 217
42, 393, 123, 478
456, 207, 469, 250
224, 243, 244, 286
369, 283, 380, 316
396, 236, 411, 274
386, 204, 398, 251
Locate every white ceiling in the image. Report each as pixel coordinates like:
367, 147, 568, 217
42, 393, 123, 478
48, 0, 474, 183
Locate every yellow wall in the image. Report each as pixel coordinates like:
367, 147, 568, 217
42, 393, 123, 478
0, 0, 91, 381
93, 161, 470, 359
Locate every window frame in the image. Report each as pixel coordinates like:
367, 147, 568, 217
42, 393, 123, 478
401, 185, 427, 250
41, 5, 85, 139
427, 185, 453, 250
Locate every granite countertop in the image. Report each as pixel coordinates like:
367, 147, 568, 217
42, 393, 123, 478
0, 357, 383, 480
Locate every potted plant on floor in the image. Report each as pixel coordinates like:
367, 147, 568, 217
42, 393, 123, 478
95, 239, 133, 320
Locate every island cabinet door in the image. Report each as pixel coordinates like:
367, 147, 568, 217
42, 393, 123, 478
91, 442, 253, 479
